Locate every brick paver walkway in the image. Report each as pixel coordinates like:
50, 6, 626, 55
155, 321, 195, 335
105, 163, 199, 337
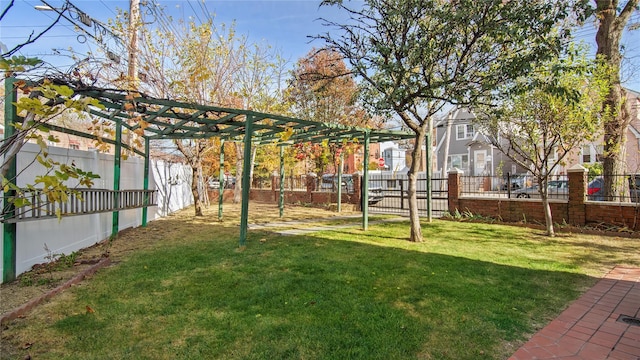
510, 266, 640, 360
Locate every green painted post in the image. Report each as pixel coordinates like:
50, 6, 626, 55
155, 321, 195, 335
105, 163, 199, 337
218, 140, 225, 221
3, 78, 18, 282
426, 120, 433, 222
142, 137, 150, 227
239, 116, 254, 247
362, 131, 370, 230
279, 145, 285, 218
337, 149, 343, 213
111, 118, 122, 238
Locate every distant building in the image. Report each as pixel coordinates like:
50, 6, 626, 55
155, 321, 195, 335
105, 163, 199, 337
562, 88, 639, 174
434, 107, 528, 177
343, 141, 408, 174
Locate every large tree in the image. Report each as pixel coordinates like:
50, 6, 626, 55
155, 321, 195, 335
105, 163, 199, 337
317, 0, 576, 242
287, 48, 376, 174
592, 0, 639, 198
111, 10, 286, 213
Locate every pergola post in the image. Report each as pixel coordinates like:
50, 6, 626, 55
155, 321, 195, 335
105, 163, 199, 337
111, 118, 122, 238
426, 118, 433, 221
279, 145, 285, 218
218, 139, 225, 221
3, 78, 18, 282
142, 136, 150, 227
337, 150, 343, 213
362, 131, 370, 230
239, 115, 254, 248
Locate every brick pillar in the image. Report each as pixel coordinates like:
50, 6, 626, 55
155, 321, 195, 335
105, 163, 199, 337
567, 164, 587, 226
352, 173, 362, 210
448, 168, 463, 213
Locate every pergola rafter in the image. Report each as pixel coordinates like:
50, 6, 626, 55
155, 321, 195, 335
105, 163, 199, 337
73, 87, 413, 145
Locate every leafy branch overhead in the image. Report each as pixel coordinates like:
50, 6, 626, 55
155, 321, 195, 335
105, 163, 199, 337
2, 80, 103, 220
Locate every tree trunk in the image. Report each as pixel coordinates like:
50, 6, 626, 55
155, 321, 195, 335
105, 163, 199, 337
408, 131, 426, 242
538, 178, 555, 237
234, 143, 243, 204
191, 163, 203, 216
595, 0, 638, 198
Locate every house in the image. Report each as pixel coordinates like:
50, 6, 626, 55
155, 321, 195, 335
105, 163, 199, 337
434, 107, 528, 178
436, 89, 640, 179
626, 88, 640, 173
381, 143, 407, 173
565, 88, 640, 173
344, 141, 408, 174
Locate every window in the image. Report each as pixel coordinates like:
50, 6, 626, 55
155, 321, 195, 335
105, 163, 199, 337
582, 145, 591, 163
448, 154, 469, 170
456, 124, 474, 140
595, 145, 604, 162
582, 145, 604, 163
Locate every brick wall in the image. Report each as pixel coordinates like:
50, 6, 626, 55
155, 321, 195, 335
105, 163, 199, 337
448, 168, 640, 231
456, 197, 569, 224
210, 174, 361, 207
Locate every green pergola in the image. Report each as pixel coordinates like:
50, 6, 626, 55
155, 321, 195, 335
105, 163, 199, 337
3, 78, 414, 280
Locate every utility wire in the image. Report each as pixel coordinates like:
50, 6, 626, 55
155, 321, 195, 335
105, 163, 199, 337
186, 0, 204, 25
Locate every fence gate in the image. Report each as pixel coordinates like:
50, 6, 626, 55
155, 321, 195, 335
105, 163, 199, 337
368, 175, 448, 217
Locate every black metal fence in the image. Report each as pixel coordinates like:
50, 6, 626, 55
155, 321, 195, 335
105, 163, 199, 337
460, 173, 640, 202
367, 175, 448, 216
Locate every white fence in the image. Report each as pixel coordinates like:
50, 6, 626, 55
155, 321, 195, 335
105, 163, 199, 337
1, 143, 193, 281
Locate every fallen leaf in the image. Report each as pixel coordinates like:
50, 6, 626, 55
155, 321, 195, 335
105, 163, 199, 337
86, 305, 95, 314
21, 342, 33, 350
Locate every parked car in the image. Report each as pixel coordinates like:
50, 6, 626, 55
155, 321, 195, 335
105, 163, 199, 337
320, 174, 384, 205
500, 174, 528, 190
588, 175, 640, 202
513, 180, 568, 199
587, 177, 604, 201
208, 175, 236, 189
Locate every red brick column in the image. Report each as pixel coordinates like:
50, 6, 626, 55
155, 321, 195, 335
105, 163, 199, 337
567, 165, 587, 226
448, 168, 463, 214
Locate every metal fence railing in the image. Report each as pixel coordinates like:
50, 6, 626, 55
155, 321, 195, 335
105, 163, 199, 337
587, 174, 640, 203
459, 173, 640, 203
2, 188, 157, 223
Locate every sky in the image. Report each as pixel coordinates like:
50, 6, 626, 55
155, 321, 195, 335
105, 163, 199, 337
1, 0, 347, 71
1, 0, 639, 90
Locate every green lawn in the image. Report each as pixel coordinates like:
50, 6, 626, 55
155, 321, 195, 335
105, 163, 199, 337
2, 206, 639, 359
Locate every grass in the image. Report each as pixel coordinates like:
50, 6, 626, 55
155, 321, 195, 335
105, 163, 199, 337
2, 204, 639, 359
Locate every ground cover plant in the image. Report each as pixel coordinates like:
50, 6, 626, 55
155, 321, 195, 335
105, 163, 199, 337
1, 204, 639, 359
